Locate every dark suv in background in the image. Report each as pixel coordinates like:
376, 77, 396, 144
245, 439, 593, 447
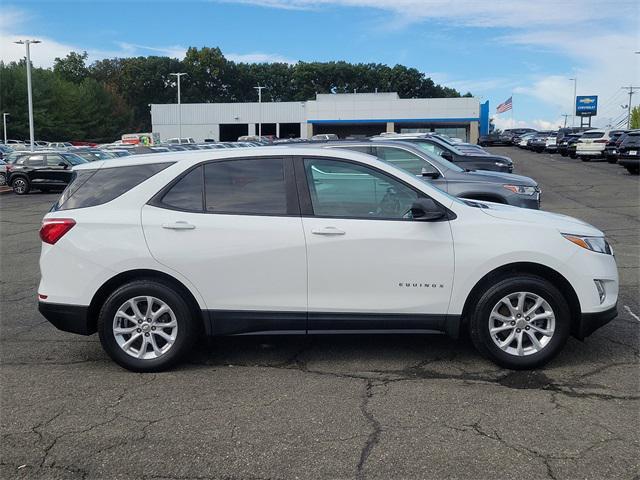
604, 130, 629, 164
6, 151, 87, 194
617, 130, 640, 175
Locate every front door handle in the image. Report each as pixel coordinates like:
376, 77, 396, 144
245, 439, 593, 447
311, 226, 345, 236
162, 221, 196, 230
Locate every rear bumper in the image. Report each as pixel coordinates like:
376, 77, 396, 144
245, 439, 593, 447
575, 304, 617, 340
38, 302, 94, 335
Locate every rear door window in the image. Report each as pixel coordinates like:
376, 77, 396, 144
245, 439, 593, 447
26, 155, 45, 166
160, 166, 204, 212
204, 158, 287, 215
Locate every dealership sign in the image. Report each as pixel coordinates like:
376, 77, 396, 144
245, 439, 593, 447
576, 96, 598, 116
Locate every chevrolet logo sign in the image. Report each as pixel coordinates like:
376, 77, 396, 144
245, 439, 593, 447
579, 98, 596, 104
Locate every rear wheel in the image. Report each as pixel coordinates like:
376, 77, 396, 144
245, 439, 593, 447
468, 275, 570, 369
98, 280, 199, 372
11, 176, 30, 195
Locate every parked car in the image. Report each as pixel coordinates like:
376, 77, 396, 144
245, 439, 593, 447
48, 142, 74, 149
499, 128, 537, 144
478, 133, 510, 146
556, 127, 590, 147
604, 130, 628, 164
558, 133, 582, 157
6, 151, 87, 194
617, 129, 640, 175
0, 159, 6, 186
72, 149, 118, 162
516, 133, 537, 148
167, 137, 196, 144
576, 129, 611, 161
528, 131, 555, 153
37, 147, 618, 372
311, 140, 541, 208
0, 144, 14, 161
311, 134, 339, 141
545, 133, 558, 153
376, 136, 514, 172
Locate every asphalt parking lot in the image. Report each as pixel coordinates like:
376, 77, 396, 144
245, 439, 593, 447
1, 147, 638, 480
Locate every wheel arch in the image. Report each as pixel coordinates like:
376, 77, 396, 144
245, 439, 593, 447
87, 269, 208, 335
460, 262, 582, 338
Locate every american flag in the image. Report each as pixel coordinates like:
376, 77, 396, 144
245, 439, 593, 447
496, 96, 513, 113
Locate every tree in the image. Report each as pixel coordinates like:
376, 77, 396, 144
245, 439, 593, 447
53, 51, 89, 84
630, 106, 640, 129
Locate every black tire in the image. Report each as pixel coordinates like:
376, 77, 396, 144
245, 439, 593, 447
580, 156, 590, 162
569, 153, 577, 159
11, 176, 30, 195
0, 172, 6, 186
97, 279, 199, 372
606, 158, 617, 164
625, 166, 639, 175
560, 152, 568, 157
468, 274, 571, 370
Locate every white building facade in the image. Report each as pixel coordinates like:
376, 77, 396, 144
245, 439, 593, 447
151, 93, 489, 143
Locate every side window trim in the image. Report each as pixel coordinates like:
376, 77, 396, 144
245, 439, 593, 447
295, 155, 431, 221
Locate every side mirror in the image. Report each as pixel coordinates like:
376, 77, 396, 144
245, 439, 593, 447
410, 198, 446, 221
440, 151, 453, 161
58, 162, 68, 169
421, 167, 440, 179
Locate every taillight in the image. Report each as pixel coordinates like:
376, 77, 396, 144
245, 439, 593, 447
40, 218, 76, 245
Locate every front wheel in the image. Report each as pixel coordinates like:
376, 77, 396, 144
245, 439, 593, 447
98, 280, 199, 372
468, 275, 571, 369
0, 172, 6, 186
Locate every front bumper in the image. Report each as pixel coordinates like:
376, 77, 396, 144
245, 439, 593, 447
575, 304, 617, 340
38, 302, 94, 335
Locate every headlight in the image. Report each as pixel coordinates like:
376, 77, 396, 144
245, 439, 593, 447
562, 234, 612, 254
503, 185, 537, 195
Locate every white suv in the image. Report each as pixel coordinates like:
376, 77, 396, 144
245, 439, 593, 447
576, 129, 611, 160
38, 148, 619, 372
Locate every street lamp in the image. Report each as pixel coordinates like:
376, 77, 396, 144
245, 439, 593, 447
14, 40, 41, 151
569, 77, 577, 127
169, 72, 187, 143
254, 86, 266, 138
2, 113, 9, 145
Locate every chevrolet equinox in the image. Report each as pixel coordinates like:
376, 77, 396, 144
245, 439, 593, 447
38, 148, 619, 372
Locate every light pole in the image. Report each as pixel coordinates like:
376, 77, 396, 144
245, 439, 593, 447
254, 86, 266, 137
569, 77, 577, 127
2, 113, 9, 144
14, 40, 41, 151
170, 73, 187, 142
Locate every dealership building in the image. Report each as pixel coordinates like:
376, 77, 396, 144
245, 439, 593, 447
151, 92, 490, 143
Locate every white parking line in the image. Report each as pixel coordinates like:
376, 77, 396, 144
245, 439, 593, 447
624, 305, 640, 322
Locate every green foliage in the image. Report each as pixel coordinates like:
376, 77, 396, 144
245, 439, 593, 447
630, 106, 640, 129
1, 48, 466, 142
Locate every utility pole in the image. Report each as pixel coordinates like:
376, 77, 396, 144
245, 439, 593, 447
14, 40, 41, 151
2, 113, 9, 144
170, 73, 187, 142
254, 86, 266, 137
569, 77, 577, 127
561, 114, 570, 128
621, 85, 638, 129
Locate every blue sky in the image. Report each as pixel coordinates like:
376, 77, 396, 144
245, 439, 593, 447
2, 0, 638, 130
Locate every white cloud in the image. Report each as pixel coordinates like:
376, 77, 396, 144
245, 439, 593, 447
492, 116, 565, 132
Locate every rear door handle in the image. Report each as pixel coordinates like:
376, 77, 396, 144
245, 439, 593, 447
311, 226, 345, 236
162, 221, 196, 230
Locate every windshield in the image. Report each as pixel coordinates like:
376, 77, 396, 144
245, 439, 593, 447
410, 142, 465, 172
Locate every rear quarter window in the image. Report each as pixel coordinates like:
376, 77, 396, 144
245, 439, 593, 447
54, 163, 172, 211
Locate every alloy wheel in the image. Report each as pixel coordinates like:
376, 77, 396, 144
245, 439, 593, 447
113, 296, 178, 360
13, 178, 27, 194
488, 291, 555, 356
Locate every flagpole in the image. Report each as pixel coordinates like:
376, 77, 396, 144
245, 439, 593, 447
511, 92, 514, 128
